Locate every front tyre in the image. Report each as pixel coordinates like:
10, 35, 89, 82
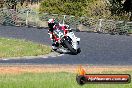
63, 39, 77, 55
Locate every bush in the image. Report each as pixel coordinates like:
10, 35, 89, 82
39, 0, 131, 21
39, 0, 88, 16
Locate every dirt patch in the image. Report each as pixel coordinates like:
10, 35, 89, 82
0, 65, 132, 74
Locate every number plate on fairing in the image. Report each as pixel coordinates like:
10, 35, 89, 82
53, 29, 64, 39
67, 32, 76, 40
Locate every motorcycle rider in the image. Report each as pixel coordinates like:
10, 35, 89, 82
48, 18, 81, 54
48, 18, 60, 51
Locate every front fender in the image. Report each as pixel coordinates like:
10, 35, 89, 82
76, 38, 80, 42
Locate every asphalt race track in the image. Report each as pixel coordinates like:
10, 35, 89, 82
0, 26, 132, 65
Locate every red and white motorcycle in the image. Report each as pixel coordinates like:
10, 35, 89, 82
52, 24, 81, 55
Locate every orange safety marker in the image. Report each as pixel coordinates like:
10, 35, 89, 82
77, 65, 86, 76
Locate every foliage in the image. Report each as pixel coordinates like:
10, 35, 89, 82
109, 0, 132, 21
1, 0, 132, 21
0, 0, 4, 8
40, 0, 112, 19
39, 0, 132, 20
5, 0, 17, 9
39, 0, 89, 16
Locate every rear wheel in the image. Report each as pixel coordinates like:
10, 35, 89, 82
77, 48, 81, 53
63, 39, 77, 55
52, 43, 59, 51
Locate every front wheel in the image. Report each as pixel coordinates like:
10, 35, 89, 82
63, 39, 77, 55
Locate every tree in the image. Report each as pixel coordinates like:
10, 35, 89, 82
123, 0, 132, 21
109, 0, 132, 20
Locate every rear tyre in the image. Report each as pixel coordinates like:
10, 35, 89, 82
77, 48, 81, 53
52, 43, 58, 51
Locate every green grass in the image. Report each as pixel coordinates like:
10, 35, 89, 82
0, 37, 51, 58
0, 71, 131, 88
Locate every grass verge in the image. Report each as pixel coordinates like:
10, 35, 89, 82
0, 71, 131, 88
0, 37, 51, 58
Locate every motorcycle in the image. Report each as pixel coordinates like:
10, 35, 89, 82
52, 24, 81, 55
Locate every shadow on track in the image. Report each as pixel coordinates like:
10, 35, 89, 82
54, 48, 81, 55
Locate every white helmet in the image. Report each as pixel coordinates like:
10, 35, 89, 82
48, 19, 55, 23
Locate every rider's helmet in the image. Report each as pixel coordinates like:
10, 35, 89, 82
48, 19, 55, 29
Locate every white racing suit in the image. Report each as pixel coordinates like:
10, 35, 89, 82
48, 23, 72, 51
